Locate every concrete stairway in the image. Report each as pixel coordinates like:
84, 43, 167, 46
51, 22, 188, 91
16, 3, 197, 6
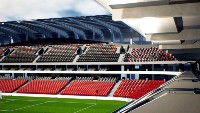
14, 80, 30, 93
108, 80, 122, 97
73, 55, 80, 63
118, 54, 125, 62
33, 56, 41, 63
0, 56, 6, 62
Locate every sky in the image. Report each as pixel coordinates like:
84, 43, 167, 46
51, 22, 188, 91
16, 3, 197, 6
0, 0, 109, 22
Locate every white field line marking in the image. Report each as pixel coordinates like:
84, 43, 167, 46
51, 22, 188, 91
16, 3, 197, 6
25, 100, 40, 102
4, 99, 18, 101
66, 102, 96, 105
0, 101, 50, 112
0, 99, 18, 104
10, 101, 50, 112
74, 104, 97, 113
67, 102, 80, 104
0, 99, 96, 112
0, 110, 9, 112
47, 101, 59, 102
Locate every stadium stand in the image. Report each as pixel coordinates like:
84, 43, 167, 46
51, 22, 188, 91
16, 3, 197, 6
17, 77, 71, 94
0, 76, 27, 93
77, 44, 120, 62
1, 46, 41, 63
0, 44, 178, 63
124, 47, 175, 62
36, 44, 79, 62
61, 77, 116, 96
113, 79, 165, 99
0, 1, 199, 112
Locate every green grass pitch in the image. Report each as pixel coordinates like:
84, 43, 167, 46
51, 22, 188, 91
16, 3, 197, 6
0, 96, 126, 113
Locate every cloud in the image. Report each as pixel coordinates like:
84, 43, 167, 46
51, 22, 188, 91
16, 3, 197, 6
0, 0, 109, 22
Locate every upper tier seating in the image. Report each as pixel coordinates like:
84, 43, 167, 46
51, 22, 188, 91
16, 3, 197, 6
77, 44, 120, 62
1, 46, 41, 63
0, 79, 27, 92
61, 77, 115, 96
0, 47, 8, 59
17, 77, 71, 94
36, 44, 79, 62
113, 79, 165, 99
124, 47, 175, 62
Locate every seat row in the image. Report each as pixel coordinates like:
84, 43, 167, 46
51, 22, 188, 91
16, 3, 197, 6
113, 79, 165, 99
78, 44, 119, 62
1, 46, 40, 63
0, 79, 27, 92
17, 80, 69, 94
124, 47, 175, 62
0, 77, 164, 98
36, 44, 78, 62
61, 80, 115, 96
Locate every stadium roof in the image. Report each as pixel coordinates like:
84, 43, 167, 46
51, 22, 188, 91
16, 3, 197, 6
0, 15, 149, 45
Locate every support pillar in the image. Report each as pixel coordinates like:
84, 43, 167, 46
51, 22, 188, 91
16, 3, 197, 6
26, 35, 29, 41
10, 36, 14, 44
93, 32, 95, 40
173, 65, 176, 71
130, 38, 133, 45
75, 33, 79, 39
98, 65, 100, 71
134, 65, 139, 79
121, 65, 127, 79
24, 73, 27, 78
12, 73, 15, 78
85, 65, 88, 71
152, 65, 155, 80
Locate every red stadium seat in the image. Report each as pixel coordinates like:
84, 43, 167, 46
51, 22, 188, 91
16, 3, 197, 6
17, 79, 69, 94
61, 80, 115, 96
113, 79, 165, 99
0, 79, 27, 93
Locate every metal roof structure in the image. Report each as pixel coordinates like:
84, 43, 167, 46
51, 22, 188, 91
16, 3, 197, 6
0, 15, 148, 45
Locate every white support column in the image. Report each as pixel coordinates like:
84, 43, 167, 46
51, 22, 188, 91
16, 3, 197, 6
10, 37, 14, 44
24, 73, 27, 78
197, 63, 199, 70
12, 73, 14, 78
130, 38, 133, 45
135, 65, 139, 79
36, 65, 38, 70
121, 65, 127, 79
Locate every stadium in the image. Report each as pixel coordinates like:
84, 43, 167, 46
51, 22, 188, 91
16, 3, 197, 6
0, 0, 200, 113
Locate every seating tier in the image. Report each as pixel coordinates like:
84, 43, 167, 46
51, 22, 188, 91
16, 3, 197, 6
77, 44, 120, 62
1, 46, 41, 63
113, 79, 165, 99
17, 80, 69, 94
61, 80, 115, 96
124, 48, 175, 62
0, 79, 27, 92
37, 44, 79, 62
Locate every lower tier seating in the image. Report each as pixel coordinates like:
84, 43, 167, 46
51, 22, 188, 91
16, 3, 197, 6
61, 80, 115, 96
113, 79, 165, 99
0, 79, 27, 92
17, 80, 69, 94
